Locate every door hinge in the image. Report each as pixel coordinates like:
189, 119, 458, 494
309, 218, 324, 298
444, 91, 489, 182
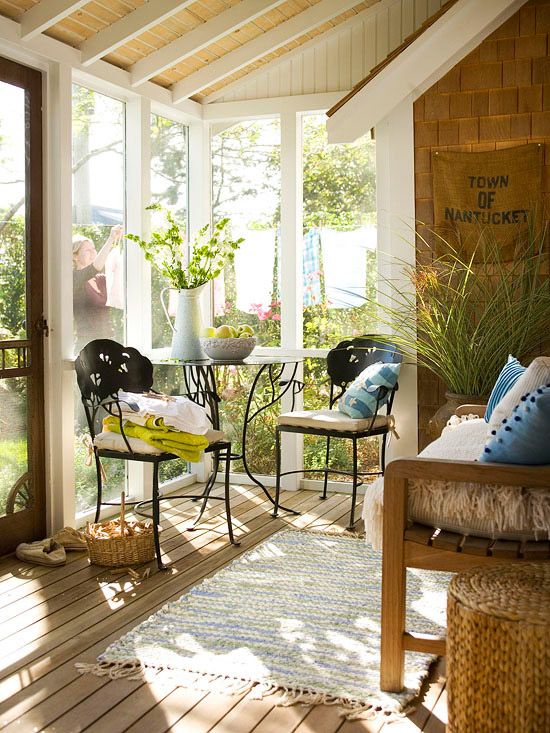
36, 316, 49, 337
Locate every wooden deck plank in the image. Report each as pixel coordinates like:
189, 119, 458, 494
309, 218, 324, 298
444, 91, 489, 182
0, 488, 262, 631
0, 490, 313, 726
248, 702, 314, 732
0, 489, 307, 691
0, 486, 444, 733
293, 703, 344, 733
167, 690, 250, 733
0, 487, 268, 636
113, 685, 208, 733
0, 488, 259, 610
421, 687, 447, 733
0, 490, 352, 731
207, 693, 277, 732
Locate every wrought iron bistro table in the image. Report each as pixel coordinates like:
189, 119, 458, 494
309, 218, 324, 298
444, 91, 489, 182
154, 355, 304, 520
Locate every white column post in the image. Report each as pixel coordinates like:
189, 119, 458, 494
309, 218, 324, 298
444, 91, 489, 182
44, 61, 76, 530
126, 95, 151, 350
280, 111, 303, 489
125, 95, 152, 499
188, 118, 211, 483
376, 96, 418, 460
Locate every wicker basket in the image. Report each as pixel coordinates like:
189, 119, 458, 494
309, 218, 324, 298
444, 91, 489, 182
447, 564, 550, 733
85, 493, 156, 567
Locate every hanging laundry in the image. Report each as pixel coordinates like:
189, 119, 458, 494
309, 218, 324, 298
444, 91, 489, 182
303, 228, 323, 307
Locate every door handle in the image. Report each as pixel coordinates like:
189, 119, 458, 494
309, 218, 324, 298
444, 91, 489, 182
36, 316, 49, 337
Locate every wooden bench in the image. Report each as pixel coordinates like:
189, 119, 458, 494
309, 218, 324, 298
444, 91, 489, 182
380, 456, 550, 692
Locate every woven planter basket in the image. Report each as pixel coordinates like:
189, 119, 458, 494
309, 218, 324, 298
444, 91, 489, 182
447, 564, 550, 733
85, 493, 156, 567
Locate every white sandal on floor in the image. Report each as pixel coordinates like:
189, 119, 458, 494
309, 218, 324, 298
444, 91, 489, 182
51, 527, 87, 551
15, 539, 66, 566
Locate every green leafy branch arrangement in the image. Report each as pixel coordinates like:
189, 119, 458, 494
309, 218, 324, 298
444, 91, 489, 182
126, 203, 244, 289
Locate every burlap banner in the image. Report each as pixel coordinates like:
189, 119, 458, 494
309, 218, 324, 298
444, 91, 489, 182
432, 143, 544, 259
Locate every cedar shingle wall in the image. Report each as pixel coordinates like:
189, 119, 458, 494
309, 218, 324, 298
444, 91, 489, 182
414, 0, 550, 450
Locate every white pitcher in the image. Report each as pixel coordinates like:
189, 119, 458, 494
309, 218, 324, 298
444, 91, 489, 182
161, 283, 206, 360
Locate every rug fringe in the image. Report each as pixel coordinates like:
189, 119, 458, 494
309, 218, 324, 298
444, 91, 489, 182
76, 659, 145, 680
299, 526, 365, 540
77, 660, 408, 721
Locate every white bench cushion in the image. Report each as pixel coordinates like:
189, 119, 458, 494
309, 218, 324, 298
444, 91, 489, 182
362, 417, 550, 549
278, 409, 391, 432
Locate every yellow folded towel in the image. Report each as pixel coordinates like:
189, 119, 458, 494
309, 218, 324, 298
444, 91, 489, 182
103, 416, 209, 462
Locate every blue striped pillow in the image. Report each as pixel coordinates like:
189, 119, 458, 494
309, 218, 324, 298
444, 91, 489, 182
338, 362, 401, 419
485, 356, 526, 423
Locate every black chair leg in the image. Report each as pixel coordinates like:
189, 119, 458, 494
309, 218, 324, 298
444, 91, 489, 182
189, 451, 220, 530
320, 436, 331, 500
347, 438, 358, 531
94, 452, 103, 523
273, 428, 281, 518
152, 461, 168, 571
223, 446, 239, 546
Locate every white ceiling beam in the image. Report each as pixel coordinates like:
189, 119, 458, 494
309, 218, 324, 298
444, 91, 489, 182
0, 13, 203, 119
80, 0, 196, 66
130, 0, 287, 87
171, 0, 365, 102
20, 0, 88, 40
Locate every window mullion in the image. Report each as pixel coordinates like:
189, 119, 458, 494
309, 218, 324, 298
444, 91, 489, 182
280, 111, 303, 489
126, 96, 151, 351
125, 96, 151, 501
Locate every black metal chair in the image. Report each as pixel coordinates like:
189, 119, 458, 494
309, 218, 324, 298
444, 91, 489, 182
273, 337, 401, 530
75, 339, 238, 570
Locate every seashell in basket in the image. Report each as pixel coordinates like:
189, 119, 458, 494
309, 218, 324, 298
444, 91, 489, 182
200, 336, 257, 361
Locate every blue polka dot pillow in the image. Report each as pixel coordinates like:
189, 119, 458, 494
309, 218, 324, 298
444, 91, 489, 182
338, 362, 401, 419
480, 384, 550, 465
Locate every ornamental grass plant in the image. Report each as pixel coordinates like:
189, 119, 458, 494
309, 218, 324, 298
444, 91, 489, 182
377, 228, 550, 396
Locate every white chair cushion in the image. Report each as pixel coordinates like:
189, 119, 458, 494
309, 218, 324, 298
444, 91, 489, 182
278, 409, 391, 432
93, 428, 226, 455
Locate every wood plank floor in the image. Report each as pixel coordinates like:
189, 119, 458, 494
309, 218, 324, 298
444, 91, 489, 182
0, 485, 447, 733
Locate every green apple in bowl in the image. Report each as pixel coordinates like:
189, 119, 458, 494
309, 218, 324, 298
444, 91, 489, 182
202, 326, 216, 337
238, 325, 254, 336
214, 324, 233, 338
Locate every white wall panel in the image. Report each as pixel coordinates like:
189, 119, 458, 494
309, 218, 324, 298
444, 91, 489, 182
211, 0, 445, 104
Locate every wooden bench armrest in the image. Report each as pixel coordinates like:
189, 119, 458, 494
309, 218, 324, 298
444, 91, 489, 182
455, 404, 486, 418
385, 457, 550, 489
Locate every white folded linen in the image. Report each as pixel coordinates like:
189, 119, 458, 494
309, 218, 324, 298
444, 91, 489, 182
94, 428, 226, 455
117, 390, 209, 435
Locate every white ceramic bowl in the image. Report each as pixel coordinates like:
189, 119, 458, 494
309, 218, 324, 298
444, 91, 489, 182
200, 336, 257, 361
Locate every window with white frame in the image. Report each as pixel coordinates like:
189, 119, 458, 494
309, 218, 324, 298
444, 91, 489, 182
150, 112, 191, 485
150, 113, 189, 351
210, 118, 282, 474
212, 118, 281, 345
210, 113, 378, 481
71, 84, 127, 514
300, 114, 379, 480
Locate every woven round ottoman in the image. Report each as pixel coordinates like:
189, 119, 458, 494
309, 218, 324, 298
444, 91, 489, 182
447, 564, 550, 733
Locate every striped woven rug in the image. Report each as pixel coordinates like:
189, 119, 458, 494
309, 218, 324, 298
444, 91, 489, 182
78, 530, 449, 719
